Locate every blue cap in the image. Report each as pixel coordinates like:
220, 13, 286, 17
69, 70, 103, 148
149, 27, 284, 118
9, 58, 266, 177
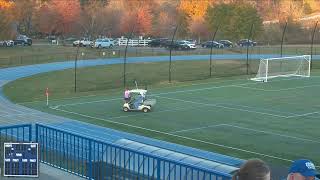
289, 159, 319, 177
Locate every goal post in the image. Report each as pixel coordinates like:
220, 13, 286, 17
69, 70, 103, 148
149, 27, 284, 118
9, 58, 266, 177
251, 55, 311, 82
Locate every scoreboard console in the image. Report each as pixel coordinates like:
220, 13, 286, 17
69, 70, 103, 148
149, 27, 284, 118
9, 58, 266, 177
3, 142, 39, 177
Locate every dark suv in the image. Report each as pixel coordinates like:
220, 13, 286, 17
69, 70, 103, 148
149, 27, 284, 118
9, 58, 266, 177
14, 35, 32, 46
201, 41, 224, 48
148, 38, 168, 47
237, 39, 256, 47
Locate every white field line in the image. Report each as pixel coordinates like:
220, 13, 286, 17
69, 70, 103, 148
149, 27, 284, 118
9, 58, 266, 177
224, 124, 320, 144
106, 106, 193, 120
16, 77, 244, 105
154, 95, 288, 118
232, 85, 271, 92
286, 111, 320, 119
216, 102, 298, 116
50, 77, 320, 117
170, 124, 227, 134
48, 82, 261, 108
56, 97, 122, 108
50, 106, 295, 163
234, 84, 320, 92
49, 78, 320, 120
171, 123, 320, 144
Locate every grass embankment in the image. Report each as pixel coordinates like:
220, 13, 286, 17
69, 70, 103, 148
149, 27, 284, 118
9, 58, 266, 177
0, 44, 319, 68
3, 60, 259, 103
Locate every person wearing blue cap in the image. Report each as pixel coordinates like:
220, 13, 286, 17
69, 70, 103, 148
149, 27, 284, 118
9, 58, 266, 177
287, 159, 319, 180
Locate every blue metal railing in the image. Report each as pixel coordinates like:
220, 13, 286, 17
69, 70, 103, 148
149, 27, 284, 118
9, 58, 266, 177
0, 124, 33, 174
35, 124, 232, 180
0, 123, 32, 143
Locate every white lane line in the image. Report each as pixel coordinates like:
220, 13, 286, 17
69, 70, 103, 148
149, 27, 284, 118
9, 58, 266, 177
286, 111, 320, 119
56, 98, 122, 108
171, 123, 320, 144
50, 107, 295, 163
223, 124, 320, 144
107, 106, 190, 120
170, 124, 227, 134
216, 103, 297, 116
154, 95, 288, 118
234, 84, 320, 92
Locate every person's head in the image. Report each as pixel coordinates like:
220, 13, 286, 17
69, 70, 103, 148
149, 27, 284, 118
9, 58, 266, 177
287, 159, 319, 180
232, 159, 271, 180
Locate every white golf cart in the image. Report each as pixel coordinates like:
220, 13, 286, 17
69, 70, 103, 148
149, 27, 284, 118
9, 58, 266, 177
123, 89, 156, 113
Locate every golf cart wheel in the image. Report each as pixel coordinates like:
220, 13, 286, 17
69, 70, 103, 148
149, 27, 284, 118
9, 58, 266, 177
123, 107, 129, 112
142, 108, 149, 113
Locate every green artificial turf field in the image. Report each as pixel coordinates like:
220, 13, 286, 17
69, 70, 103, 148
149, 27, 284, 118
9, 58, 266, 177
7, 68, 320, 167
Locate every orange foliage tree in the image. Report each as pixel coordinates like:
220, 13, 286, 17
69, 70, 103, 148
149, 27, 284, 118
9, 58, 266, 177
0, 0, 14, 38
120, 5, 153, 36
0, 0, 13, 9
36, 0, 81, 36
178, 0, 213, 20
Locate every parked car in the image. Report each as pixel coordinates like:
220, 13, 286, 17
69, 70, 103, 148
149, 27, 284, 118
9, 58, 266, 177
0, 40, 14, 47
13, 35, 32, 46
73, 38, 92, 47
218, 40, 233, 48
93, 38, 114, 48
178, 40, 196, 50
237, 39, 257, 47
201, 41, 224, 48
148, 38, 169, 47
165, 40, 196, 50
185, 39, 197, 45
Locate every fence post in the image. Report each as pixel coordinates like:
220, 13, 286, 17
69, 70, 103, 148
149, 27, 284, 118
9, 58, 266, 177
88, 139, 92, 179
29, 124, 32, 141
280, 21, 288, 57
311, 21, 318, 69
246, 23, 254, 75
35, 124, 38, 143
157, 158, 161, 180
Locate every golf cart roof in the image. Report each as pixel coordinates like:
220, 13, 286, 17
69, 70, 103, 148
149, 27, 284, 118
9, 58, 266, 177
129, 89, 147, 94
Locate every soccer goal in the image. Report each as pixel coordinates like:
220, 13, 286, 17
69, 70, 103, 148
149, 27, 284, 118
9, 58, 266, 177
251, 55, 311, 82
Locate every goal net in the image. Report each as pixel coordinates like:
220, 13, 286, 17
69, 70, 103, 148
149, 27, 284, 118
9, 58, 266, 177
251, 55, 311, 82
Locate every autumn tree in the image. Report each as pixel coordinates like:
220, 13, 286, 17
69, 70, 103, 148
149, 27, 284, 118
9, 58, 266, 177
178, 0, 213, 20
119, 3, 153, 36
0, 0, 13, 8
135, 6, 153, 36
276, 0, 303, 22
154, 11, 176, 37
35, 0, 81, 37
151, 1, 178, 37
79, 0, 107, 37
206, 2, 263, 41
189, 19, 209, 42
0, 0, 14, 39
11, 0, 38, 35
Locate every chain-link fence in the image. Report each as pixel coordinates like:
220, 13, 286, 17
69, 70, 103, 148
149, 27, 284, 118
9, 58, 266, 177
1, 22, 319, 93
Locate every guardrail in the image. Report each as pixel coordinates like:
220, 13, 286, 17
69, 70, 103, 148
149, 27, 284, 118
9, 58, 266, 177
35, 124, 232, 180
